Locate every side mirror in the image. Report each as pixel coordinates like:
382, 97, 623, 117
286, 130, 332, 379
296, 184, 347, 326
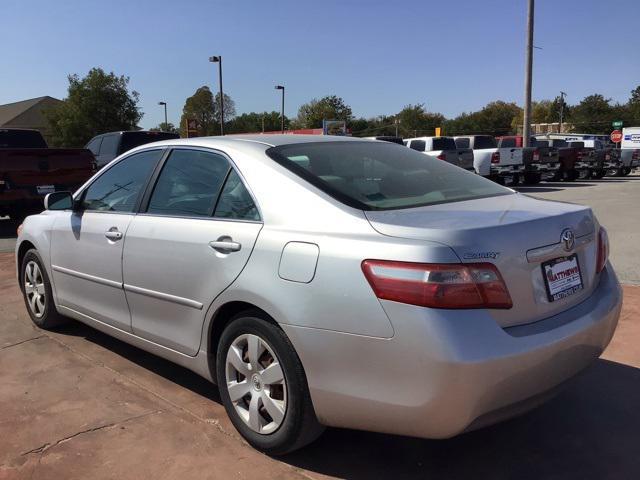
44, 191, 74, 211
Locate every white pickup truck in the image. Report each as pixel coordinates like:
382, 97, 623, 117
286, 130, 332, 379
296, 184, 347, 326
620, 127, 640, 175
404, 136, 474, 171
454, 135, 524, 183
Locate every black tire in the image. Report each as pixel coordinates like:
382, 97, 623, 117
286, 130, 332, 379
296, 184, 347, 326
523, 172, 541, 185
216, 312, 324, 455
592, 169, 606, 179
564, 168, 578, 182
20, 249, 69, 329
622, 167, 631, 176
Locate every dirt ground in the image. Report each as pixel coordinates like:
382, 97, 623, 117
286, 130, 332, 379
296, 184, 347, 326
1, 253, 639, 479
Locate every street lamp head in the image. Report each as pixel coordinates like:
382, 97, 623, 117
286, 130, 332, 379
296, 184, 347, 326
158, 101, 166, 106
275, 85, 284, 90
209, 56, 221, 63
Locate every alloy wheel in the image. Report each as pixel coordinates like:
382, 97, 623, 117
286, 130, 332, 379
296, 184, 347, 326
225, 333, 287, 434
24, 261, 46, 318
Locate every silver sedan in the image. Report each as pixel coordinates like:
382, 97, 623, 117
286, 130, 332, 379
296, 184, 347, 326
16, 135, 622, 454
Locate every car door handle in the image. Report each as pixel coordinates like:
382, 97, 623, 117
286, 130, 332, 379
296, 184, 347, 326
209, 237, 241, 253
104, 228, 123, 241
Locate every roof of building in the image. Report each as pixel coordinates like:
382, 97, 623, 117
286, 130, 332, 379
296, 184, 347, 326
0, 96, 61, 125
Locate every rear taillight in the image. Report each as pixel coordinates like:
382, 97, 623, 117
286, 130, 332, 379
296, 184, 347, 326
596, 227, 609, 273
491, 152, 500, 164
532, 149, 540, 162
361, 260, 512, 309
437, 153, 446, 160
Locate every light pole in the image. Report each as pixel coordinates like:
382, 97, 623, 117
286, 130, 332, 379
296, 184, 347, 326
275, 85, 285, 133
522, 0, 535, 147
158, 101, 167, 131
559, 91, 567, 133
209, 55, 224, 135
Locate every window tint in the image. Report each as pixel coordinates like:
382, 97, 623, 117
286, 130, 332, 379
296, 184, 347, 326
473, 136, 497, 149
431, 137, 456, 150
99, 134, 119, 155
409, 140, 425, 152
147, 149, 229, 217
120, 131, 180, 154
455, 137, 470, 149
82, 150, 160, 212
499, 138, 516, 148
86, 137, 102, 155
214, 170, 260, 221
267, 142, 511, 211
0, 129, 47, 148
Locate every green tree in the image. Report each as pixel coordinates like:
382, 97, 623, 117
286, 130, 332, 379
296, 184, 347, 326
227, 111, 289, 134
568, 94, 614, 133
150, 122, 178, 134
627, 85, 640, 124
179, 86, 236, 136
446, 101, 521, 136
295, 95, 352, 129
396, 104, 445, 137
45, 68, 141, 147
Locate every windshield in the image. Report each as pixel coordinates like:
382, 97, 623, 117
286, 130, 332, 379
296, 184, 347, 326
266, 141, 511, 211
431, 137, 457, 150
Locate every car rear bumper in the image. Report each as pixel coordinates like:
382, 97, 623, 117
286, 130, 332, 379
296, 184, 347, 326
284, 264, 621, 439
490, 165, 525, 176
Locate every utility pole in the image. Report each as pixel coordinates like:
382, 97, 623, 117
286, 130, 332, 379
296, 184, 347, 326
522, 0, 535, 147
209, 56, 224, 135
559, 91, 567, 133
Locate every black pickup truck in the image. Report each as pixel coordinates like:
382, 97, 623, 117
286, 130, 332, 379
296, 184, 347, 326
0, 129, 96, 223
496, 136, 560, 185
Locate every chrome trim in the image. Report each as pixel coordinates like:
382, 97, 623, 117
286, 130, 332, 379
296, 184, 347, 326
526, 234, 593, 264
123, 284, 203, 310
51, 265, 123, 289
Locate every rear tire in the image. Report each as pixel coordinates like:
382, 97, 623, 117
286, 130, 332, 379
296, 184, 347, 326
20, 249, 69, 329
216, 312, 324, 455
622, 167, 632, 176
523, 172, 541, 185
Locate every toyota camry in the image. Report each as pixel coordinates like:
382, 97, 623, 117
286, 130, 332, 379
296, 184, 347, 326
16, 135, 622, 454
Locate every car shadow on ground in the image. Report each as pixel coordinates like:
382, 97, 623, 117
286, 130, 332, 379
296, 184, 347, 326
52, 321, 640, 480
0, 217, 17, 239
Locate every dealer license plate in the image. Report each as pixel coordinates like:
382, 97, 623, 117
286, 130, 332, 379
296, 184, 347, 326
542, 254, 583, 302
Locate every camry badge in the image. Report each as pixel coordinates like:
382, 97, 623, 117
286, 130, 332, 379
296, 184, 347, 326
561, 228, 575, 252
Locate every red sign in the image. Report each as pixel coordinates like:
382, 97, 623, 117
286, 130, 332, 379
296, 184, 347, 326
610, 130, 623, 143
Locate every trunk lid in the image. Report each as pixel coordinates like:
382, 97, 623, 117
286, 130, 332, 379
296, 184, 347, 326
365, 193, 598, 328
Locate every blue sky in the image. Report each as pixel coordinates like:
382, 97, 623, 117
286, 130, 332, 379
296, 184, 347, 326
1, 0, 638, 129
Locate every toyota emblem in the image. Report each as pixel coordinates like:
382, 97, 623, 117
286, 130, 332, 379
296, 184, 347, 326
561, 228, 575, 251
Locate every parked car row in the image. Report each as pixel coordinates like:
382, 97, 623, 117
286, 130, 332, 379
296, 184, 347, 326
0, 128, 179, 223
367, 133, 640, 186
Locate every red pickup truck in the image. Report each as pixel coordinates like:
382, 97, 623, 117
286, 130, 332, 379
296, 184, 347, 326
0, 129, 96, 223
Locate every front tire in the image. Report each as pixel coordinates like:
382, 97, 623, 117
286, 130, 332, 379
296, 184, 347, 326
523, 172, 541, 185
20, 249, 68, 329
216, 313, 324, 455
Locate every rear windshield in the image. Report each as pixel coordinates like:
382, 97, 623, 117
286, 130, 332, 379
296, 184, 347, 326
0, 129, 47, 148
266, 141, 511, 211
374, 136, 404, 145
550, 139, 568, 148
473, 136, 497, 149
120, 132, 180, 154
431, 137, 457, 150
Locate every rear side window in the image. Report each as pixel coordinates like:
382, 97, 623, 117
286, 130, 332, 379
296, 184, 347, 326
86, 137, 102, 155
0, 129, 47, 148
99, 134, 119, 155
409, 140, 425, 152
214, 170, 260, 221
120, 132, 180, 154
455, 137, 470, 149
431, 137, 456, 150
266, 141, 511, 211
81, 150, 161, 212
473, 136, 497, 149
147, 149, 229, 217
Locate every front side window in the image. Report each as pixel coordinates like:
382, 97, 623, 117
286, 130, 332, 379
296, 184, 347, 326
147, 149, 229, 217
266, 141, 511, 211
81, 150, 161, 212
